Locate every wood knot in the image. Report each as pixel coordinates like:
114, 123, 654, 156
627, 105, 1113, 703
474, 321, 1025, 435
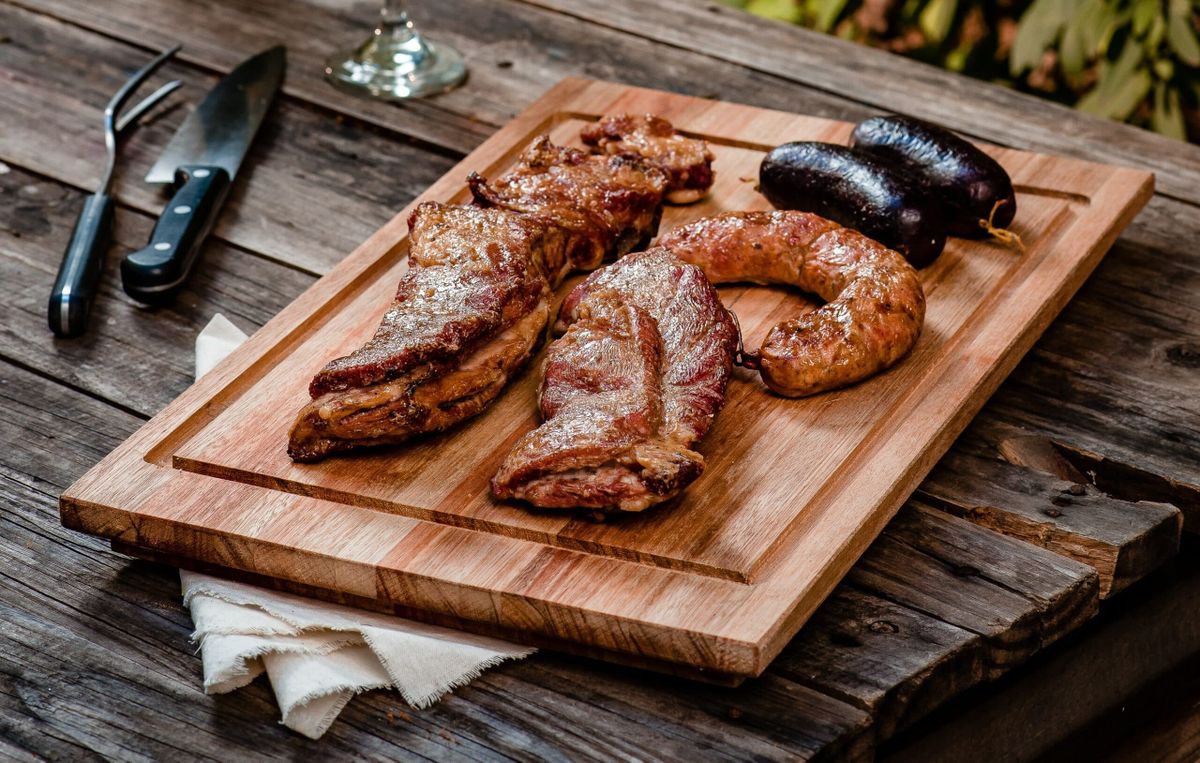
1166, 343, 1200, 369
868, 619, 899, 634
1043, 507, 1063, 518
1051, 495, 1072, 507
1065, 483, 1086, 496
951, 563, 980, 578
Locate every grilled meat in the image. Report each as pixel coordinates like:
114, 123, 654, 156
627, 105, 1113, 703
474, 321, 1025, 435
289, 299, 550, 462
492, 250, 739, 513
657, 210, 925, 397
288, 203, 559, 461
468, 136, 668, 272
310, 202, 561, 398
581, 114, 715, 204
289, 117, 715, 463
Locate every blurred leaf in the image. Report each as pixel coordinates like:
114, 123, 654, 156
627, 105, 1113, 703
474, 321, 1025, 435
1100, 8, 1131, 55
745, 0, 804, 23
1152, 80, 1187, 138
1078, 41, 1151, 119
1132, 0, 1158, 37
1166, 5, 1200, 66
1061, 0, 1112, 77
1011, 0, 1071, 75
1148, 11, 1167, 49
811, 0, 850, 32
919, 0, 958, 44
945, 41, 972, 71
1082, 0, 1117, 52
1154, 57, 1175, 78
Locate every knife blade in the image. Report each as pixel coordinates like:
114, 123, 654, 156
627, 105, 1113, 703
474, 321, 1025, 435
121, 46, 285, 305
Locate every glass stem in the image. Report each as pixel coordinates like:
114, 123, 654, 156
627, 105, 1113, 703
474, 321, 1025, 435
379, 0, 416, 40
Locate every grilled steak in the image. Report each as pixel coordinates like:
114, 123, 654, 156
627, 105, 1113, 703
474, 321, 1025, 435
468, 136, 668, 272
492, 249, 739, 513
288, 203, 558, 461
581, 114, 715, 204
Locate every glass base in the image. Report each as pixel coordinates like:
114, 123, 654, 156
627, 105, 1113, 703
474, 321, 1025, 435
325, 30, 466, 100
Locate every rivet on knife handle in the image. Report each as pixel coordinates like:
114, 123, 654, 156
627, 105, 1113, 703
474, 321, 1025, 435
121, 165, 231, 305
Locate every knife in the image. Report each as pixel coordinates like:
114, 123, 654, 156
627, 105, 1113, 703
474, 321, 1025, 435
121, 46, 286, 305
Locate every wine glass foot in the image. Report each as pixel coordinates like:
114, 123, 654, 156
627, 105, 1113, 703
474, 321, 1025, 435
325, 32, 466, 100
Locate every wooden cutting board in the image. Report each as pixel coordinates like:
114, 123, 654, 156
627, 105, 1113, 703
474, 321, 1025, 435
60, 78, 1153, 680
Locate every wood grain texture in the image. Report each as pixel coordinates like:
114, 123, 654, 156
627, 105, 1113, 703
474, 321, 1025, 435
923, 449, 1181, 597
0, 3, 453, 275
58, 79, 1153, 678
0, 0, 1194, 757
15, 0, 870, 157
885, 544, 1200, 763
1, 357, 872, 762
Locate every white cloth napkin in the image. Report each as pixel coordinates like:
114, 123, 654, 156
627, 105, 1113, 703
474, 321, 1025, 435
184, 314, 535, 739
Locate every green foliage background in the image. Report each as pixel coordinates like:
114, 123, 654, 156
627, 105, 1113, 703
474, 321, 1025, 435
723, 0, 1200, 141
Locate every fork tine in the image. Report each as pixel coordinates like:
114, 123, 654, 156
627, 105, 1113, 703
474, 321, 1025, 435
104, 44, 182, 133
99, 43, 181, 193
115, 80, 182, 135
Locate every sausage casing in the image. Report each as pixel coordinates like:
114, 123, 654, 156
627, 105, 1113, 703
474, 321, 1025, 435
656, 210, 925, 397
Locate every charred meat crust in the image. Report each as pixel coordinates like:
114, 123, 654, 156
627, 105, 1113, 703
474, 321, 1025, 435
289, 299, 550, 462
580, 113, 715, 202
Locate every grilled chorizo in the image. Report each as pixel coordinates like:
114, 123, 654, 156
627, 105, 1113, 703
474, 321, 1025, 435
656, 210, 925, 397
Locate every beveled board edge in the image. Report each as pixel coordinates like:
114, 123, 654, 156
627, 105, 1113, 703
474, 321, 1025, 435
59, 77, 1155, 676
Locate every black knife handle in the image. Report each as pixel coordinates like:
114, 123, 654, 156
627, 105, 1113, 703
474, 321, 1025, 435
48, 192, 115, 338
121, 165, 230, 305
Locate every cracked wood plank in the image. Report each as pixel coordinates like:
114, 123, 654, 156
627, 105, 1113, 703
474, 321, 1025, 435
923, 447, 1181, 597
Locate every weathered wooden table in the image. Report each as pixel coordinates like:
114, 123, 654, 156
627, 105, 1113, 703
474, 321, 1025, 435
2, 1, 1198, 760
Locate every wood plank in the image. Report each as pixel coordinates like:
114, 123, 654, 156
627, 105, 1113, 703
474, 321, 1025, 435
883, 542, 1200, 763
59, 78, 1152, 677
13, 0, 868, 155
1, 0, 1195, 756
0, 357, 871, 761
1, 88, 1182, 747
773, 586, 985, 740
7, 155, 1177, 755
519, 0, 1200, 205
922, 448, 1181, 597
846, 504, 1099, 675
969, 192, 1200, 526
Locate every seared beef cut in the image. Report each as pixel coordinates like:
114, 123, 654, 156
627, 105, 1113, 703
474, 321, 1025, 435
289, 118, 715, 463
581, 114, 715, 204
311, 202, 562, 398
289, 203, 559, 461
491, 250, 739, 513
468, 137, 668, 272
